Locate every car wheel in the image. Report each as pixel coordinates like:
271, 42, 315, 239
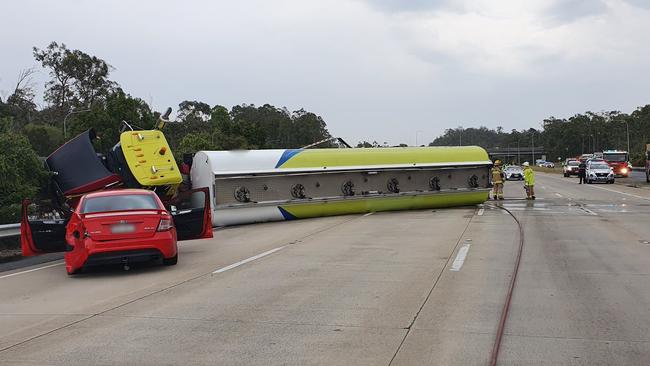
163, 254, 178, 266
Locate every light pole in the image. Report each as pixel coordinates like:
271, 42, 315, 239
517, 139, 521, 165
623, 120, 630, 153
63, 108, 91, 139
531, 132, 535, 164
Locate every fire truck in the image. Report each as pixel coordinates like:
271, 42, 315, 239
602, 150, 631, 177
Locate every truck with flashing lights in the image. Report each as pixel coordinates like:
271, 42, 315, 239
601, 150, 631, 177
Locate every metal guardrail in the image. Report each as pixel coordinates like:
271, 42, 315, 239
0, 223, 20, 238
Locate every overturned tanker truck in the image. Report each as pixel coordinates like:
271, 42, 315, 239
23, 109, 492, 231
191, 147, 492, 226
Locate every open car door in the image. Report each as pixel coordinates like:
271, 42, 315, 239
20, 199, 70, 256
166, 188, 213, 240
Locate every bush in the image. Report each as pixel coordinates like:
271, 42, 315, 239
23, 123, 64, 156
0, 132, 47, 224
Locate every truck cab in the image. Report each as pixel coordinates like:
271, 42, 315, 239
602, 150, 631, 177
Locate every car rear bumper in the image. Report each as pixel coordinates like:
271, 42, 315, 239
64, 232, 176, 272
84, 249, 165, 267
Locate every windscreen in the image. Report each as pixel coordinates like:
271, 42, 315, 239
81, 194, 159, 213
568, 161, 579, 166
591, 164, 610, 170
603, 153, 627, 162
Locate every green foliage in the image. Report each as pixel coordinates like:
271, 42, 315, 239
176, 133, 214, 157
23, 123, 64, 156
66, 89, 155, 152
430, 108, 650, 162
0, 133, 47, 223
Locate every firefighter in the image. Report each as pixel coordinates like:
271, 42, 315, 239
523, 162, 535, 200
491, 160, 505, 200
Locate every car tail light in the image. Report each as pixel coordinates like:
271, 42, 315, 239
157, 217, 174, 231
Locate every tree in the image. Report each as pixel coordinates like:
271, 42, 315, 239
33, 42, 116, 117
0, 132, 47, 223
176, 132, 214, 158
22, 123, 64, 156
65, 89, 155, 152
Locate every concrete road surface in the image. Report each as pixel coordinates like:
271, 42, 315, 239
1, 172, 649, 365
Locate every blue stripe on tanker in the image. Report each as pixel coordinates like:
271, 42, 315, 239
274, 149, 303, 168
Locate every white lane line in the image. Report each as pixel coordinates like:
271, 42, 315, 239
212, 246, 286, 274
477, 208, 485, 216
555, 193, 563, 198
450, 244, 471, 272
0, 262, 64, 280
587, 184, 650, 201
363, 212, 375, 217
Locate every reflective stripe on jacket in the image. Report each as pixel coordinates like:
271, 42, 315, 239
524, 167, 535, 185
491, 167, 504, 184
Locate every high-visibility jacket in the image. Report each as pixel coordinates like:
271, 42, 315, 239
491, 167, 504, 184
524, 167, 535, 185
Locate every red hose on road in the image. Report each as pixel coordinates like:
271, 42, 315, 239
488, 204, 525, 366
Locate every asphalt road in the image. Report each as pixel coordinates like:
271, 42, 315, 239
1, 172, 649, 365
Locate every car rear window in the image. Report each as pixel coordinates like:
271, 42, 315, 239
81, 194, 160, 213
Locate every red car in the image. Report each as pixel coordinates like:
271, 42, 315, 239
21, 188, 212, 275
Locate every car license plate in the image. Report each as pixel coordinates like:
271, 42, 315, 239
111, 223, 135, 234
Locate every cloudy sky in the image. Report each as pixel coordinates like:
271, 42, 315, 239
2, 0, 650, 145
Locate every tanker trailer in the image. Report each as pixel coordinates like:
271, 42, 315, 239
190, 147, 492, 226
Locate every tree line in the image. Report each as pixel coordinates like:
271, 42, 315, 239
429, 108, 650, 166
0, 42, 332, 223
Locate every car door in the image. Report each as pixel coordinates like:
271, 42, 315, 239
166, 187, 213, 240
20, 199, 70, 256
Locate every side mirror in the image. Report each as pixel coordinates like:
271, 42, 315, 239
169, 205, 177, 214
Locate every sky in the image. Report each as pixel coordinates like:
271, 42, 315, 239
1, 0, 650, 145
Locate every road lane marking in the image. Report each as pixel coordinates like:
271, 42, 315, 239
0, 262, 64, 280
477, 208, 485, 216
212, 246, 286, 274
450, 244, 471, 271
363, 212, 375, 217
555, 193, 563, 198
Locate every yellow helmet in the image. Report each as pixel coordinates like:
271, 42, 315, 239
494, 160, 502, 166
